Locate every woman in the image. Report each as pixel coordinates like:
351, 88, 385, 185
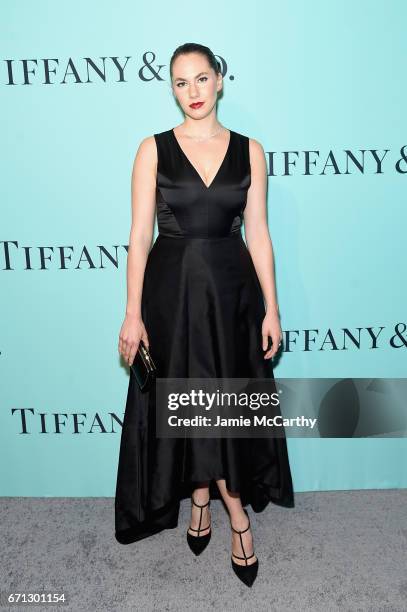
115, 42, 294, 587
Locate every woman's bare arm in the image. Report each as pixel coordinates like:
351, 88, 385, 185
125, 136, 157, 317
243, 138, 282, 359
118, 136, 157, 366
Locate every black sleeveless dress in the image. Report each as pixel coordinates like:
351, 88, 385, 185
115, 128, 294, 544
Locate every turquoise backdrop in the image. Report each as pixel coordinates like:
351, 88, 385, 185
1, 0, 406, 496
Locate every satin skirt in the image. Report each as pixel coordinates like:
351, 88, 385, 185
115, 232, 294, 544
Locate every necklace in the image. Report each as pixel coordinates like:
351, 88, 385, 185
179, 125, 225, 143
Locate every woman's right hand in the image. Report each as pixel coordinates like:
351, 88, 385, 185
118, 313, 149, 367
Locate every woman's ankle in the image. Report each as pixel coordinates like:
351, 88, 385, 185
229, 509, 249, 530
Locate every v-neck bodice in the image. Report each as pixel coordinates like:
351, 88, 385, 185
153, 128, 251, 238
170, 128, 232, 190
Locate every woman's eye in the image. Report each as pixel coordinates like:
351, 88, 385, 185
176, 76, 207, 88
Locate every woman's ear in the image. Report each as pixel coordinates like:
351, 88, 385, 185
217, 74, 224, 94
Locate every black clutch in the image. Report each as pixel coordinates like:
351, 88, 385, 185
130, 340, 157, 392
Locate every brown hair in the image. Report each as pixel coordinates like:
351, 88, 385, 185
169, 43, 221, 80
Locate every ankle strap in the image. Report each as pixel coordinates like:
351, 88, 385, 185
192, 497, 210, 508
231, 521, 250, 534
231, 510, 250, 534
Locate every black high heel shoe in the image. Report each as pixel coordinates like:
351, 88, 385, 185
186, 497, 211, 556
230, 508, 259, 587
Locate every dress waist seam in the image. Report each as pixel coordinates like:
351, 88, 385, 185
157, 231, 242, 240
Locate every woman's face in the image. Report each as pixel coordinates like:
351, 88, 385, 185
171, 52, 222, 120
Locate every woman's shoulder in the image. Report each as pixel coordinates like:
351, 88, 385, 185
137, 129, 171, 149
137, 128, 174, 152
132, 134, 159, 168
231, 128, 262, 146
231, 129, 265, 158
151, 128, 173, 140
134, 130, 175, 171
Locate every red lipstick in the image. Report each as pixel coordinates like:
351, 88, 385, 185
189, 102, 204, 109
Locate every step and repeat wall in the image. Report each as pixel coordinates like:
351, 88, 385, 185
1, 1, 406, 496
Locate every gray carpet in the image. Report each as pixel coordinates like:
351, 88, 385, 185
1, 490, 406, 611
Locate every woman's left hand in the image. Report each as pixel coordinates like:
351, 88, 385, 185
262, 311, 283, 359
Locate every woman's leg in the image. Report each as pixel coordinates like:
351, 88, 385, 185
188, 480, 211, 537
215, 478, 257, 566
